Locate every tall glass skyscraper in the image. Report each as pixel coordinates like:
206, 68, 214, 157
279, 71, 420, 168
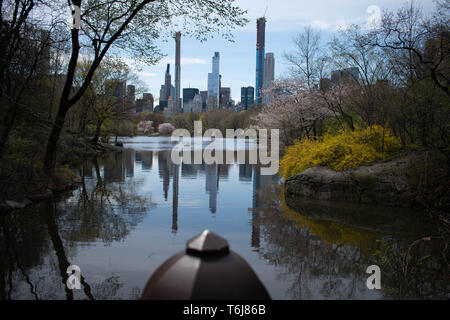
241, 86, 254, 110
207, 52, 220, 106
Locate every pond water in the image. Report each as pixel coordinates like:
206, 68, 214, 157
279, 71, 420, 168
0, 137, 447, 300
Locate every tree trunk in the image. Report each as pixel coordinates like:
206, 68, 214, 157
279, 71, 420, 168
92, 118, 103, 145
0, 101, 17, 155
43, 103, 69, 177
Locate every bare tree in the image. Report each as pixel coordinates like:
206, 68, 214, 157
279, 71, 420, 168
283, 26, 323, 87
369, 1, 450, 97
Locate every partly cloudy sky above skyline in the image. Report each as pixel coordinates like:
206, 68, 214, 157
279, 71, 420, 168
135, 0, 437, 103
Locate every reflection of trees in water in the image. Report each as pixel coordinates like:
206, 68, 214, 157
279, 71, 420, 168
90, 276, 123, 300
256, 183, 375, 299
257, 183, 448, 299
372, 237, 450, 299
0, 209, 49, 299
0, 154, 154, 300
60, 156, 153, 244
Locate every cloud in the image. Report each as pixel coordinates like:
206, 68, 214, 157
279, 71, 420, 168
335, 19, 352, 31
137, 72, 157, 77
297, 20, 331, 30
296, 19, 331, 30
158, 57, 208, 66
311, 20, 331, 30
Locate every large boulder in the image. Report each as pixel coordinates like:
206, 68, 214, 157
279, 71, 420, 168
285, 150, 445, 208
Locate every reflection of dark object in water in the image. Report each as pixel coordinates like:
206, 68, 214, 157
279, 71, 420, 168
44, 201, 94, 300
172, 164, 179, 233
141, 230, 271, 300
284, 195, 435, 236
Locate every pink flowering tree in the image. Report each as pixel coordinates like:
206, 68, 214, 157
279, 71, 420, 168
137, 120, 154, 134
254, 78, 333, 147
158, 123, 175, 135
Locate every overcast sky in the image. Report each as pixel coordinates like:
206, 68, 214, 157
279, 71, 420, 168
134, 0, 437, 103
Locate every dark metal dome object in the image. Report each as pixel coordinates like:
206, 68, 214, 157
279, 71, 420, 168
141, 230, 271, 300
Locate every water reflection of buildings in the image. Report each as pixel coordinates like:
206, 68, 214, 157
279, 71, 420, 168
102, 149, 279, 245
135, 151, 153, 171
158, 152, 172, 201
205, 164, 218, 213
103, 149, 135, 182
172, 163, 179, 233
250, 166, 279, 249
239, 164, 252, 181
156, 151, 179, 232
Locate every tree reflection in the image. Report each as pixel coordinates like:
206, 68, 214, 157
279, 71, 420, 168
0, 152, 154, 300
0, 207, 50, 299
256, 182, 448, 299
59, 156, 153, 244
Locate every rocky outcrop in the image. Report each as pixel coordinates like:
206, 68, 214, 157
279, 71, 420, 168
0, 176, 82, 214
285, 150, 446, 208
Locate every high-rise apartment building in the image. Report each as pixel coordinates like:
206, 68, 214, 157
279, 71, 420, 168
263, 53, 275, 88
241, 86, 254, 110
127, 84, 135, 106
200, 90, 208, 111
183, 88, 199, 104
262, 52, 275, 105
219, 87, 231, 109
174, 32, 181, 112
207, 52, 220, 107
331, 67, 359, 84
135, 93, 153, 113
255, 18, 266, 104
159, 64, 172, 110
143, 93, 154, 110
184, 94, 203, 113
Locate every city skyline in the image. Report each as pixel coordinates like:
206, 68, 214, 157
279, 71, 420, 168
132, 0, 436, 104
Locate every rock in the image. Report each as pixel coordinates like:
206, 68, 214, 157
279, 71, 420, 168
5, 199, 31, 210
285, 150, 444, 208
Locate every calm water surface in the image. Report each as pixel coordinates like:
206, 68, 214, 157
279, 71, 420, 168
0, 137, 447, 299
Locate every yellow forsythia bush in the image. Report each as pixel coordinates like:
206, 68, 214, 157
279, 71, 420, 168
280, 125, 402, 179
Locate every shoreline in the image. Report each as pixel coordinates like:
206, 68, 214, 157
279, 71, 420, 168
0, 141, 123, 214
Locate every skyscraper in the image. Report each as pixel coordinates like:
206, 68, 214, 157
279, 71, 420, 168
263, 53, 275, 88
126, 84, 135, 106
159, 64, 172, 110
255, 18, 266, 104
174, 32, 181, 112
331, 67, 359, 84
219, 87, 231, 109
262, 52, 275, 105
207, 52, 220, 106
200, 90, 208, 111
241, 86, 254, 110
183, 88, 199, 105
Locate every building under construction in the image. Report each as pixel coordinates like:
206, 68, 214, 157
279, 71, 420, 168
255, 17, 266, 104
